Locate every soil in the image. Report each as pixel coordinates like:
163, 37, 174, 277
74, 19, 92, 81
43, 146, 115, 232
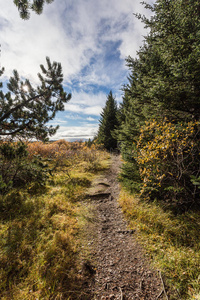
81, 154, 165, 300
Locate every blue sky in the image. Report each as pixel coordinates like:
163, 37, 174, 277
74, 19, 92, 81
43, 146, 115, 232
0, 0, 153, 140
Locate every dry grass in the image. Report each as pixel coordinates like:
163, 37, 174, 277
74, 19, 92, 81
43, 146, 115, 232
119, 189, 200, 300
0, 143, 110, 299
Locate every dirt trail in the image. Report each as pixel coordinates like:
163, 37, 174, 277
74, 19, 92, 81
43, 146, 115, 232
84, 154, 164, 299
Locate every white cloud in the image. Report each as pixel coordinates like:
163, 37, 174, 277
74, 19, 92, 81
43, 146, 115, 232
52, 125, 98, 141
86, 117, 96, 121
0, 0, 153, 82
0, 1, 95, 82
70, 90, 106, 106
64, 103, 102, 116
84, 106, 102, 116
64, 104, 83, 113
64, 90, 106, 116
48, 118, 68, 125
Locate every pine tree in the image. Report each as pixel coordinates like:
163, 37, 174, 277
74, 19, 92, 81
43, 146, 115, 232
97, 91, 119, 151
0, 1, 70, 192
0, 57, 71, 141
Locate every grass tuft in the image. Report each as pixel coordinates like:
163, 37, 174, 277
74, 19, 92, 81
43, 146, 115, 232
119, 189, 200, 300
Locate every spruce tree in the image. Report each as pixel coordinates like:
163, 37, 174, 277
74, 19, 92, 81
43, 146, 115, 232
127, 0, 200, 121
116, 0, 200, 201
118, 0, 200, 148
97, 91, 119, 151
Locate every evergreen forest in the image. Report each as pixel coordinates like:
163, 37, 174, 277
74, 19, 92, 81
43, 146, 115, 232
98, 0, 200, 212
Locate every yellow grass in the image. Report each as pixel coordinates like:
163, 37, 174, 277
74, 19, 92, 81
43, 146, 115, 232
119, 189, 200, 300
0, 142, 110, 299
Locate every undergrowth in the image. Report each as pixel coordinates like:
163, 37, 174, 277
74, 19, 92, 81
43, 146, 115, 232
119, 189, 200, 300
0, 145, 110, 299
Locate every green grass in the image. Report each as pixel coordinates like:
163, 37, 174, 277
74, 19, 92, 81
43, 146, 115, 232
0, 150, 110, 299
119, 190, 200, 300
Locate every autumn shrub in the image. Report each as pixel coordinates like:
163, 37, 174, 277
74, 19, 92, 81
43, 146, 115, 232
135, 119, 200, 210
80, 144, 110, 173
28, 140, 85, 166
81, 144, 96, 161
0, 141, 49, 194
0, 139, 107, 195
27, 140, 72, 159
27, 140, 108, 183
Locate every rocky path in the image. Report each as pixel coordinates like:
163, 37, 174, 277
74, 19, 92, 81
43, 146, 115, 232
84, 154, 164, 300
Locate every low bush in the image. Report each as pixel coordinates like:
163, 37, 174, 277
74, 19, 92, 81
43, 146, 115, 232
0, 141, 49, 194
134, 119, 200, 211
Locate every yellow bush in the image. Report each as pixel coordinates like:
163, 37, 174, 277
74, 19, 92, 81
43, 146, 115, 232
135, 119, 200, 208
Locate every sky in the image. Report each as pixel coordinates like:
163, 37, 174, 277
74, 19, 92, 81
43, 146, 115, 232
0, 0, 154, 141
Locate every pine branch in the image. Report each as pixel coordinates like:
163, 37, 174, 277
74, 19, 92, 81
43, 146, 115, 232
0, 93, 44, 123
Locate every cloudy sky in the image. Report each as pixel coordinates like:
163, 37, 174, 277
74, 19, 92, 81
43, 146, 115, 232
0, 0, 153, 141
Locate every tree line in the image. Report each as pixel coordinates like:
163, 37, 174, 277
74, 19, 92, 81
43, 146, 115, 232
97, 0, 200, 211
